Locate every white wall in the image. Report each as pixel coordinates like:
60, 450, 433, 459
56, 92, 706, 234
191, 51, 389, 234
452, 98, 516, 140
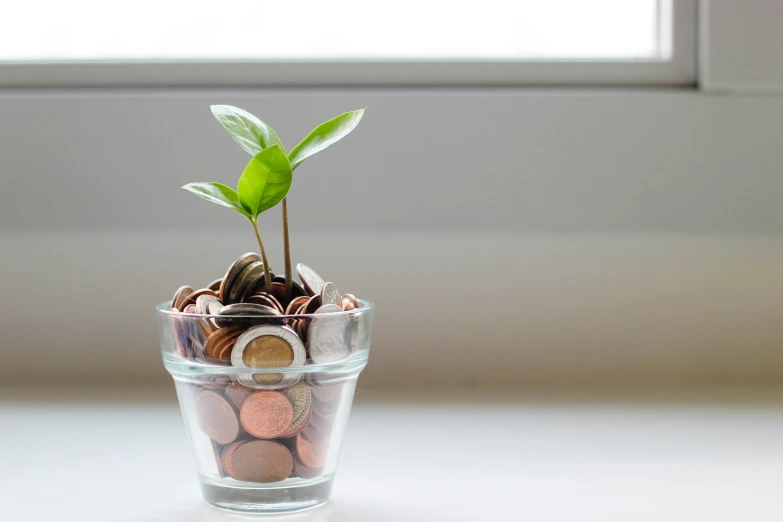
2, 89, 783, 234
1, 89, 783, 388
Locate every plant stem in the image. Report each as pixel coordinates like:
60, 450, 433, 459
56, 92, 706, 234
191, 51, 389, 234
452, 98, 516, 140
250, 218, 273, 293
281, 197, 293, 300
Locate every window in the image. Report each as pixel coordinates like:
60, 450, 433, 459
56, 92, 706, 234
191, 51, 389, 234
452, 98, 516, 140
4, 0, 661, 61
0, 0, 696, 86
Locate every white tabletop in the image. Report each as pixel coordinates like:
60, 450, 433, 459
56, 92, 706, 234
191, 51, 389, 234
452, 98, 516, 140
2, 388, 783, 522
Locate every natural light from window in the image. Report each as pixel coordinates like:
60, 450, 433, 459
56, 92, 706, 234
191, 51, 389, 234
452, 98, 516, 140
1, 0, 661, 62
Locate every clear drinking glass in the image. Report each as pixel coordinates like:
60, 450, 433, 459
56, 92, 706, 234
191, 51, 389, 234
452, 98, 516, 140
156, 300, 374, 514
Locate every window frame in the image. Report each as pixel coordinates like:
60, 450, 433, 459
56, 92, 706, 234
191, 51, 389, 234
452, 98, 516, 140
0, 0, 697, 88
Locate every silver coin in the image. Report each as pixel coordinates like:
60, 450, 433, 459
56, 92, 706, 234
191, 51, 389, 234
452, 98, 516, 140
308, 304, 351, 364
195, 294, 221, 315
220, 252, 262, 304
320, 282, 341, 306
296, 263, 326, 296
194, 294, 222, 335
284, 383, 313, 435
228, 260, 266, 304
219, 303, 280, 316
216, 302, 280, 327
206, 300, 224, 315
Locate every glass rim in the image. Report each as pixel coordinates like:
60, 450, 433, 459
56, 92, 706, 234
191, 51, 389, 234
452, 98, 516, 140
162, 350, 369, 376
156, 298, 374, 320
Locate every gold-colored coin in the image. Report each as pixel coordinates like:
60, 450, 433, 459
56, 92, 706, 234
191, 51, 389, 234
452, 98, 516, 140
242, 335, 295, 368
254, 373, 284, 385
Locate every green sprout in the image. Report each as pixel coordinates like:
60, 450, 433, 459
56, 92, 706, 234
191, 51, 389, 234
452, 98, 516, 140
182, 105, 365, 297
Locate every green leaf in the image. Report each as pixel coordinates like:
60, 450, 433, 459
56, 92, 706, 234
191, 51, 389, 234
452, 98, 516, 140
237, 145, 293, 218
289, 109, 365, 170
211, 105, 284, 156
181, 182, 250, 218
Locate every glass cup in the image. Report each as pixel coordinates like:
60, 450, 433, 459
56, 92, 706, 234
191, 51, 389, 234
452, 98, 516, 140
156, 299, 374, 514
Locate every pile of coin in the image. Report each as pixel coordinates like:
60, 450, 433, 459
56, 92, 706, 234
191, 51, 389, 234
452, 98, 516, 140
170, 253, 362, 369
194, 377, 343, 482
168, 253, 365, 483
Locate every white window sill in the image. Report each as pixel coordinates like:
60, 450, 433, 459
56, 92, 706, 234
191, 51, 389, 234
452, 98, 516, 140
3, 388, 783, 521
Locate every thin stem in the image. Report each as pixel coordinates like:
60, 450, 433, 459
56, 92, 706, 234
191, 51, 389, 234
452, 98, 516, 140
250, 218, 273, 293
282, 197, 293, 300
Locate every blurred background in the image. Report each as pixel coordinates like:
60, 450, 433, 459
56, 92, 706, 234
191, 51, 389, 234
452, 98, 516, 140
2, 1, 783, 520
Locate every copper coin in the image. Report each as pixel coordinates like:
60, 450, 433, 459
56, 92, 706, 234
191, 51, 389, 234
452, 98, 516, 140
180, 288, 218, 311
204, 325, 245, 359
311, 383, 342, 402
172, 285, 194, 310
296, 318, 310, 346
219, 252, 262, 304
184, 304, 197, 314
293, 305, 308, 339
240, 391, 294, 439
272, 275, 308, 299
301, 422, 330, 443
246, 292, 284, 313
212, 440, 226, 478
228, 261, 267, 304
266, 294, 285, 314
311, 395, 338, 418
195, 390, 240, 445
171, 316, 192, 358
340, 297, 355, 311
280, 383, 312, 438
225, 383, 254, 409
293, 456, 323, 479
265, 282, 292, 308
216, 334, 241, 361
208, 278, 223, 292
225, 440, 293, 483
343, 294, 360, 308
200, 374, 231, 391
204, 333, 224, 359
308, 410, 334, 432
221, 440, 246, 477
204, 330, 225, 359
296, 433, 328, 468
221, 440, 245, 462
183, 309, 207, 355
302, 295, 322, 315
285, 296, 310, 316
